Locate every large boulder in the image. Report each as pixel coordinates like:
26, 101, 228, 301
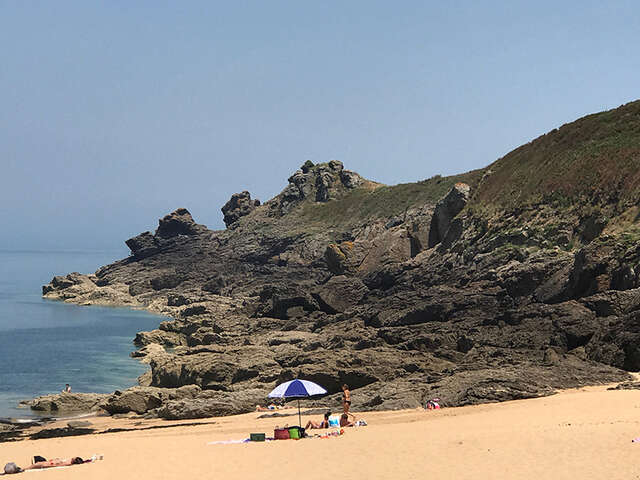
277, 160, 365, 214
154, 389, 266, 419
20, 393, 110, 413
155, 208, 207, 239
221, 191, 261, 227
428, 183, 470, 248
125, 231, 159, 259
100, 385, 201, 415
313, 276, 368, 313
148, 346, 281, 390
134, 329, 186, 347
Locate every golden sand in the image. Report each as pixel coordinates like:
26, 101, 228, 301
3, 385, 640, 479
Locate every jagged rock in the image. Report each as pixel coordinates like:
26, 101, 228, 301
180, 305, 208, 317
221, 191, 260, 227
134, 330, 185, 347
428, 183, 470, 248
581, 289, 640, 317
167, 293, 192, 306
150, 273, 183, 290
325, 242, 356, 275
156, 208, 206, 239
148, 346, 280, 390
256, 285, 319, 319
42, 272, 95, 296
129, 281, 152, 296
154, 389, 265, 420
36, 105, 640, 416
101, 385, 201, 415
608, 381, 640, 390
277, 161, 363, 214
301, 160, 314, 173
340, 169, 363, 189
313, 276, 367, 313
157, 399, 241, 419
21, 393, 110, 413
202, 274, 226, 294
125, 232, 159, 259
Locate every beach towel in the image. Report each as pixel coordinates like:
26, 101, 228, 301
207, 439, 250, 445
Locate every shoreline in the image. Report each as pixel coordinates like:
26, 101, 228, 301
2, 383, 640, 479
0, 295, 166, 422
5, 376, 637, 444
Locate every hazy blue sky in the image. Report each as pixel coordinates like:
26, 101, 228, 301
1, 1, 639, 251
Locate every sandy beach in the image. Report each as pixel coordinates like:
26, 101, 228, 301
2, 384, 640, 480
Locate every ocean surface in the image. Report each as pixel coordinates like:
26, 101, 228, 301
0, 250, 163, 419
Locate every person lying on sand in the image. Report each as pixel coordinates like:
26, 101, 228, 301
24, 457, 88, 470
255, 402, 293, 411
306, 411, 331, 429
255, 404, 285, 412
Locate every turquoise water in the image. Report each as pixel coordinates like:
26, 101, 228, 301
0, 250, 162, 419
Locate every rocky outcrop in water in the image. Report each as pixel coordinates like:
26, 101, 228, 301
20, 393, 110, 413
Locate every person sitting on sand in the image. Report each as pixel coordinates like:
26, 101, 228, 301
305, 411, 331, 430
339, 413, 356, 427
62, 384, 71, 393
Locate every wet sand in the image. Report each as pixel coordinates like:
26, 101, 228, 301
2, 384, 640, 479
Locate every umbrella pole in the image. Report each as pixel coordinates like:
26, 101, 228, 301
298, 399, 301, 428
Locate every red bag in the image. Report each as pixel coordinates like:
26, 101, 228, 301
274, 428, 290, 440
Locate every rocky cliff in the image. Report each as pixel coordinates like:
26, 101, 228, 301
41, 101, 640, 419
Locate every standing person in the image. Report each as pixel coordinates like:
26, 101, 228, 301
342, 384, 351, 416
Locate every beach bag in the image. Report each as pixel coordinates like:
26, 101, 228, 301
274, 428, 290, 440
288, 426, 305, 439
4, 462, 22, 474
250, 433, 265, 442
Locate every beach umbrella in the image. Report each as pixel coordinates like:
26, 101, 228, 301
268, 379, 327, 428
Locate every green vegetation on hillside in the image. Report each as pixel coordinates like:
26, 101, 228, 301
295, 169, 485, 229
472, 100, 640, 210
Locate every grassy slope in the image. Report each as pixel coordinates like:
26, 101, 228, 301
294, 169, 486, 230
250, 100, 640, 239
472, 100, 640, 209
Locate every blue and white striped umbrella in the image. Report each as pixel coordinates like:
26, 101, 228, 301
267, 379, 327, 429
268, 379, 327, 398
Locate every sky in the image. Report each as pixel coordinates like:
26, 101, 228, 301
1, 0, 639, 251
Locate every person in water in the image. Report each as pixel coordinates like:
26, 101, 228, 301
305, 411, 331, 430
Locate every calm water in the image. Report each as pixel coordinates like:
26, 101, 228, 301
0, 250, 162, 419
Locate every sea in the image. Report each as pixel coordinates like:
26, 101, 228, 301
0, 249, 163, 419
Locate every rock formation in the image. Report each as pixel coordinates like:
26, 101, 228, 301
20, 393, 110, 413
221, 191, 260, 227
39, 101, 640, 419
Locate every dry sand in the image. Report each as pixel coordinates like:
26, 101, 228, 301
3, 385, 640, 480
